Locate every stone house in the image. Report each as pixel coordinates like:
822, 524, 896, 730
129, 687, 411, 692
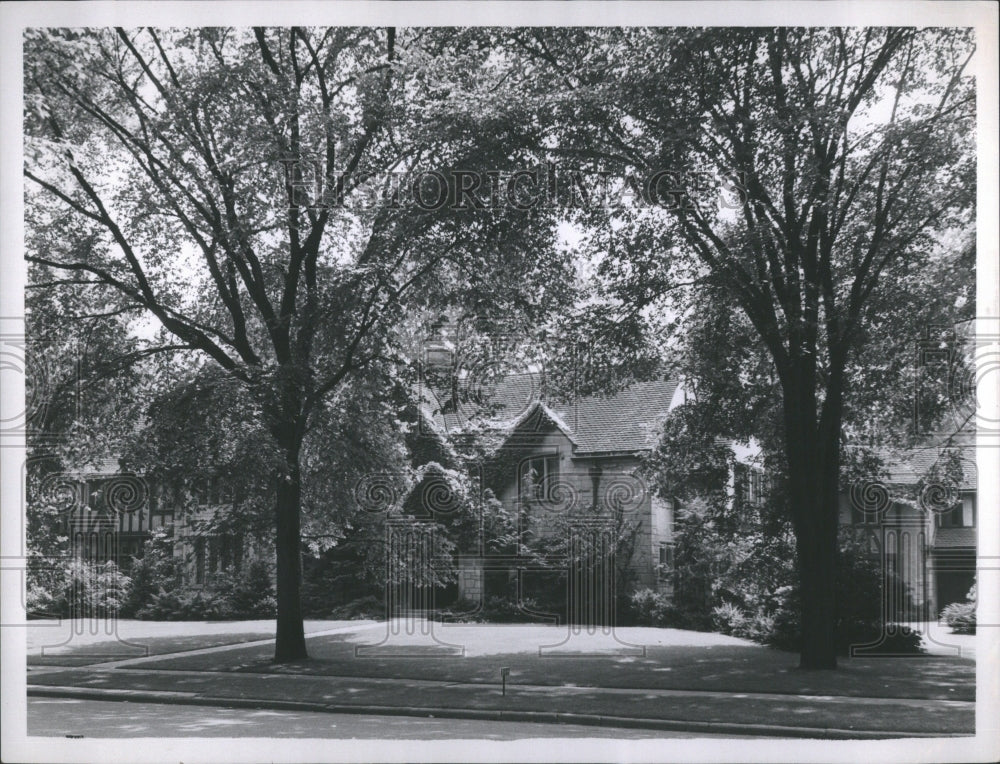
418, 376, 685, 615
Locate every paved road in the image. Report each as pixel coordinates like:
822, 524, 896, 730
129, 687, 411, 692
28, 698, 734, 739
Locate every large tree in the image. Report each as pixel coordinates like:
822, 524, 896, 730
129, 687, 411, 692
24, 27, 573, 660
518, 27, 975, 667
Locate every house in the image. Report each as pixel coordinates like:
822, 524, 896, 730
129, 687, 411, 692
417, 374, 685, 617
48, 457, 244, 586
839, 438, 978, 619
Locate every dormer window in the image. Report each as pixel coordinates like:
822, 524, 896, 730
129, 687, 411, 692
936, 494, 976, 528
519, 454, 560, 502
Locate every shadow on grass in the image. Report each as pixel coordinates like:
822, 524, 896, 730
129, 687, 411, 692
124, 627, 975, 701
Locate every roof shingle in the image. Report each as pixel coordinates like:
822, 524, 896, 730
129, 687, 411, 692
934, 527, 977, 549
427, 374, 679, 454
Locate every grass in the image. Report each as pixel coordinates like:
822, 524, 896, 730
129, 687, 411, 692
122, 621, 975, 701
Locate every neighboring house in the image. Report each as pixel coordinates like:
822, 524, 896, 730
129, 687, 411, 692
839, 439, 978, 619
59, 457, 171, 564
57, 458, 244, 585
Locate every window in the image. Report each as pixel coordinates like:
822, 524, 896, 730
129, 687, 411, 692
194, 537, 206, 584
937, 495, 975, 528
518, 455, 560, 502
735, 463, 767, 507
658, 543, 674, 580
748, 468, 766, 505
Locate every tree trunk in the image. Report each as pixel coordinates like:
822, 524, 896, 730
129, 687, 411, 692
273, 432, 308, 662
784, 378, 843, 670
793, 480, 840, 669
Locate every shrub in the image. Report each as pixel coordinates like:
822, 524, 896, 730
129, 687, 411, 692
629, 587, 671, 626
31, 560, 133, 619
480, 595, 541, 623
214, 558, 277, 618
134, 558, 276, 620
762, 585, 801, 650
121, 528, 182, 618
136, 586, 231, 620
300, 544, 382, 618
941, 602, 976, 634
942, 584, 977, 634
328, 595, 385, 620
712, 602, 747, 636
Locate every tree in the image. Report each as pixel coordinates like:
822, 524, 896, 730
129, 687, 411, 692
24, 27, 574, 660
519, 27, 975, 667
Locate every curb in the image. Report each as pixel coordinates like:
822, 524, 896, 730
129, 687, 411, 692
27, 685, 968, 740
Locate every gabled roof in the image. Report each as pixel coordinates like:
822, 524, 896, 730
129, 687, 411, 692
878, 446, 977, 490
425, 374, 679, 455
548, 380, 680, 454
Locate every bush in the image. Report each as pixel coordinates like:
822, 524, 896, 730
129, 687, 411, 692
28, 560, 133, 619
942, 584, 977, 634
136, 587, 232, 620
941, 602, 976, 634
673, 529, 924, 655
121, 528, 182, 618
328, 595, 385, 620
213, 558, 277, 618
712, 602, 747, 635
762, 585, 801, 650
628, 588, 671, 626
480, 595, 541, 623
135, 558, 276, 620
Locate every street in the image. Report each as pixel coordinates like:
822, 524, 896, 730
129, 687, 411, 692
27, 698, 732, 739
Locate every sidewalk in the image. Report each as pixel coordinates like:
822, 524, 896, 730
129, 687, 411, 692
26, 620, 977, 739
27, 664, 973, 739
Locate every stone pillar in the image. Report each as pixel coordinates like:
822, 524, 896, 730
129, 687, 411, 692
457, 557, 483, 602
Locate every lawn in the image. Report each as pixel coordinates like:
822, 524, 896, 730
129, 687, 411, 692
120, 620, 975, 701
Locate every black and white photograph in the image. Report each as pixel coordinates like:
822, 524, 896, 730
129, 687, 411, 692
1, 2, 997, 762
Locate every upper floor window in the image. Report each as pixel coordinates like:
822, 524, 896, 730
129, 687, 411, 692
735, 463, 767, 507
519, 454, 560, 502
936, 495, 976, 528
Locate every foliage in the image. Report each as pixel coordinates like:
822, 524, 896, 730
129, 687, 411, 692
627, 587, 671, 627
660, 484, 922, 654
28, 559, 132, 619
514, 25, 974, 667
435, 595, 545, 624
24, 26, 577, 659
121, 527, 182, 618
327, 595, 386, 621
136, 587, 234, 621
135, 558, 277, 621
941, 584, 977, 634
711, 602, 748, 636
214, 559, 279, 619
